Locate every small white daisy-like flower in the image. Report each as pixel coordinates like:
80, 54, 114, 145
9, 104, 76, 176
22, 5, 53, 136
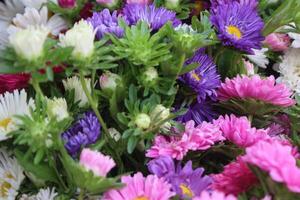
0, 149, 25, 200
35, 188, 58, 200
20, 0, 47, 10
246, 48, 269, 68
8, 6, 68, 36
0, 89, 34, 141
47, 97, 69, 121
277, 48, 300, 95
62, 76, 91, 107
288, 32, 300, 48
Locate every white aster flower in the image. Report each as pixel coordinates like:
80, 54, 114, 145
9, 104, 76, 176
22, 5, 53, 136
246, 48, 269, 68
35, 187, 58, 200
288, 32, 300, 48
47, 97, 69, 121
8, 6, 68, 36
0, 89, 34, 141
277, 48, 300, 95
21, 0, 47, 9
0, 149, 25, 200
9, 25, 49, 61
59, 20, 95, 60
62, 76, 91, 107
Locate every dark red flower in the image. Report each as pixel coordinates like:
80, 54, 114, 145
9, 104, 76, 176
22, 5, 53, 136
0, 73, 31, 94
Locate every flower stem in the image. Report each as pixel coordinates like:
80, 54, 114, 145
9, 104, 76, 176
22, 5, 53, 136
31, 77, 44, 97
79, 71, 109, 137
78, 189, 85, 200
249, 165, 270, 195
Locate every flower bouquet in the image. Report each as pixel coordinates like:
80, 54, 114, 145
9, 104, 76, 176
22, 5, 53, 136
0, 0, 300, 199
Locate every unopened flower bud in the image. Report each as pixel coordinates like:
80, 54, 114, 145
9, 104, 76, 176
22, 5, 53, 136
47, 97, 69, 121
135, 113, 151, 129
108, 128, 121, 141
150, 104, 170, 121
96, 0, 119, 8
58, 0, 76, 8
165, 0, 180, 9
99, 71, 121, 92
141, 67, 158, 86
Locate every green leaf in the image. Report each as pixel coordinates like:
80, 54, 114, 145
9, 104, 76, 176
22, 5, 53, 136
127, 136, 138, 154
179, 62, 199, 75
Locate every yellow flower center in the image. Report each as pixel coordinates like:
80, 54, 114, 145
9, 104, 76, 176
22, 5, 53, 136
134, 196, 149, 200
180, 184, 194, 198
0, 173, 14, 197
226, 25, 242, 39
191, 72, 201, 81
0, 118, 12, 129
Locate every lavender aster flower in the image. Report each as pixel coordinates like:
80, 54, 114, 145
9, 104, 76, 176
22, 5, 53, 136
180, 49, 221, 103
148, 157, 212, 198
62, 112, 101, 156
177, 101, 217, 125
87, 9, 125, 40
210, 1, 264, 54
122, 4, 181, 30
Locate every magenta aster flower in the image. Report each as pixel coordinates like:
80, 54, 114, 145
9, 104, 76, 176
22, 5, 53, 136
242, 140, 300, 193
87, 9, 125, 40
0, 73, 30, 94
122, 4, 181, 30
180, 49, 221, 103
212, 157, 258, 195
218, 75, 295, 107
194, 190, 237, 200
210, 1, 264, 53
103, 172, 175, 200
79, 148, 115, 177
213, 114, 270, 148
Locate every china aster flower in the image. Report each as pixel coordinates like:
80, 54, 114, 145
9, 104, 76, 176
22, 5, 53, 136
0, 149, 25, 200
87, 9, 125, 40
0, 89, 34, 141
288, 32, 300, 48
246, 48, 269, 68
277, 48, 300, 95
212, 157, 258, 195
103, 172, 175, 200
148, 156, 176, 178
176, 100, 217, 125
80, 148, 115, 177
264, 33, 290, 52
193, 190, 237, 200
218, 75, 295, 107
122, 4, 181, 30
62, 112, 101, 157
180, 49, 221, 103
242, 140, 300, 193
213, 114, 270, 148
0, 73, 30, 94
210, 1, 264, 54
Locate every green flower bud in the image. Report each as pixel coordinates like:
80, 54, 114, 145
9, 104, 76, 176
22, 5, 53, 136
47, 97, 69, 121
150, 104, 170, 121
135, 113, 151, 129
141, 67, 158, 86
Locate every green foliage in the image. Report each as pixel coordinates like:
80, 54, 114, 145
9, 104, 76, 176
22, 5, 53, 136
110, 21, 172, 67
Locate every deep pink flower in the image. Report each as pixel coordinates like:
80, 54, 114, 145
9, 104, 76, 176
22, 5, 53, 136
58, 0, 76, 8
218, 75, 295, 107
264, 33, 290, 52
212, 157, 258, 195
213, 114, 269, 148
79, 148, 115, 177
146, 135, 189, 160
193, 190, 237, 200
242, 140, 300, 193
0, 73, 31, 94
103, 172, 175, 200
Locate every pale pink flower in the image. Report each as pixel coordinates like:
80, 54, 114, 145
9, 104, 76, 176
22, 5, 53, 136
79, 148, 115, 177
213, 115, 269, 148
126, 0, 151, 4
212, 157, 258, 195
146, 135, 189, 160
182, 120, 225, 151
264, 33, 290, 52
242, 140, 300, 193
103, 172, 175, 200
218, 75, 295, 107
193, 190, 237, 200
243, 59, 255, 76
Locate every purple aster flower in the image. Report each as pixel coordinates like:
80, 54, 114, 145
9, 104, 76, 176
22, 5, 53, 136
210, 1, 264, 54
177, 100, 217, 125
122, 4, 181, 30
87, 9, 125, 40
180, 49, 221, 103
62, 111, 101, 157
148, 156, 212, 198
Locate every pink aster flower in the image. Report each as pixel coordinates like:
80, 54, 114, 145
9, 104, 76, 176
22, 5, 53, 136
193, 190, 237, 200
242, 140, 300, 193
212, 157, 258, 195
264, 33, 290, 52
0, 73, 30, 94
182, 120, 225, 151
79, 148, 115, 177
126, 0, 151, 4
218, 75, 295, 107
103, 172, 175, 200
146, 135, 189, 160
243, 59, 255, 76
213, 114, 269, 148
